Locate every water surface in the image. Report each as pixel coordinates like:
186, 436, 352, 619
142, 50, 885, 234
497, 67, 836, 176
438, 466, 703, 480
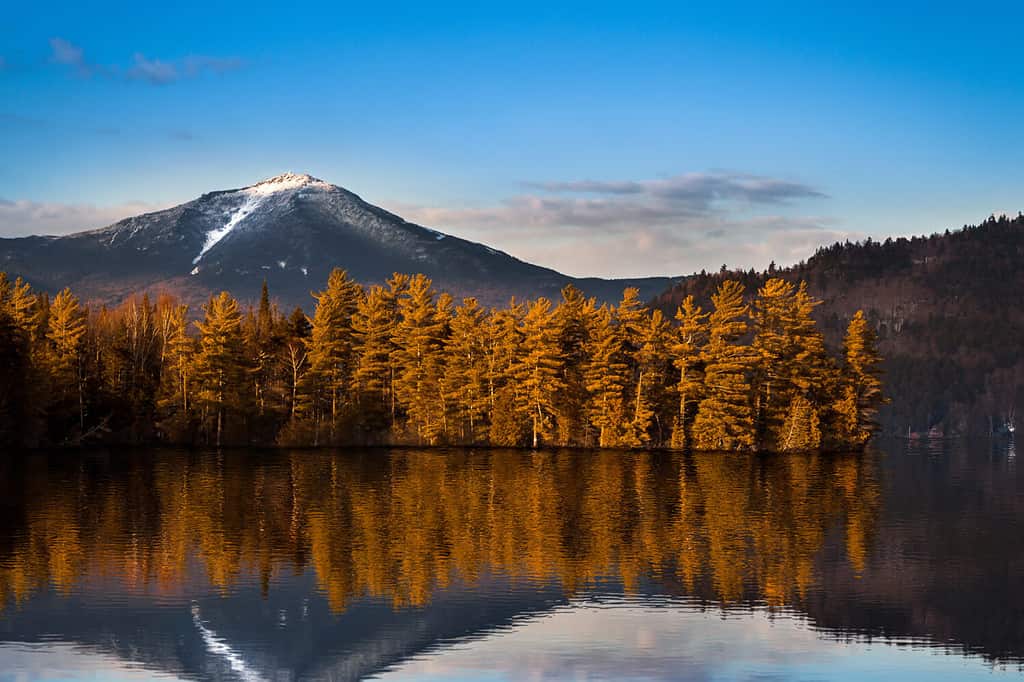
0, 440, 1020, 680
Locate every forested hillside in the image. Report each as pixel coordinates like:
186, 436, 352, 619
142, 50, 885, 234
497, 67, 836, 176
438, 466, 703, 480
653, 213, 1024, 436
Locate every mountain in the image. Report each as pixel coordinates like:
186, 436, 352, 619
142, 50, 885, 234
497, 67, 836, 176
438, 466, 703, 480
651, 213, 1024, 436
0, 172, 678, 309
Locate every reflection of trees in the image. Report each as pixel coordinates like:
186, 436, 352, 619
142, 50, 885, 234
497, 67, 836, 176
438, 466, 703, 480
0, 449, 878, 614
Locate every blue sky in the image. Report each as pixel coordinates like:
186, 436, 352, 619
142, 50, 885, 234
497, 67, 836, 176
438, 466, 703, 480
1, 1, 1022, 277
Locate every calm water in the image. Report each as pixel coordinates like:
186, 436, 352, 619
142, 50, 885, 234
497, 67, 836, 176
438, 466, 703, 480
0, 440, 1020, 681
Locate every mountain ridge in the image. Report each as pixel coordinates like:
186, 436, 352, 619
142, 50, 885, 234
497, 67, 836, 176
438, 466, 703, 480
0, 172, 681, 309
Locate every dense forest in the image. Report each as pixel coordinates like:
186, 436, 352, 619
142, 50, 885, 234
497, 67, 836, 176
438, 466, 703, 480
0, 269, 882, 450
654, 213, 1024, 436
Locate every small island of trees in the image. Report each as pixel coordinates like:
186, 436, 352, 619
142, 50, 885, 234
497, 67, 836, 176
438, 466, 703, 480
0, 270, 883, 450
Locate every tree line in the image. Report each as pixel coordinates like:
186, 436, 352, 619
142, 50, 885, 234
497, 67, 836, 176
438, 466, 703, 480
0, 269, 884, 450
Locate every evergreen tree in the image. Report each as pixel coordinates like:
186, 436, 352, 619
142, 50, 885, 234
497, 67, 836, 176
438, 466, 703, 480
194, 292, 249, 446
670, 296, 708, 448
513, 298, 565, 447
301, 269, 363, 443
833, 310, 885, 447
443, 298, 490, 443
0, 276, 30, 446
554, 285, 596, 445
392, 274, 447, 444
584, 305, 629, 447
157, 303, 194, 439
692, 281, 757, 450
752, 279, 834, 450
45, 288, 87, 437
352, 279, 402, 436
485, 300, 525, 446
629, 308, 673, 446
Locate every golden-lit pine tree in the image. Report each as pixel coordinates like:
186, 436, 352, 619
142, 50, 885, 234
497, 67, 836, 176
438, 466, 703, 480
0, 275, 31, 445
392, 274, 447, 444
485, 300, 525, 446
778, 394, 822, 451
691, 281, 758, 450
554, 285, 596, 446
670, 296, 708, 448
301, 268, 364, 443
7, 276, 38, 337
752, 279, 831, 449
46, 287, 87, 434
194, 291, 249, 446
833, 310, 885, 447
156, 303, 194, 439
584, 305, 629, 447
628, 308, 673, 446
513, 297, 565, 448
443, 297, 490, 443
352, 282, 401, 435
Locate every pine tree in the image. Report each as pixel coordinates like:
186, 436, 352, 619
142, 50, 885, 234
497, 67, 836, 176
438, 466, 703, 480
554, 285, 596, 446
778, 394, 822, 451
513, 298, 565, 447
301, 269, 363, 443
194, 292, 249, 446
46, 288, 87, 436
670, 296, 708, 448
583, 305, 630, 447
352, 283, 400, 436
485, 300, 525, 446
629, 308, 673, 446
392, 274, 446, 444
753, 279, 835, 450
443, 298, 490, 443
692, 281, 758, 450
157, 303, 194, 438
833, 310, 885, 447
0, 276, 30, 445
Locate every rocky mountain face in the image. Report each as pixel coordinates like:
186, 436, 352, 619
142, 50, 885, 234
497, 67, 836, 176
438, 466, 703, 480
651, 213, 1024, 436
0, 173, 678, 309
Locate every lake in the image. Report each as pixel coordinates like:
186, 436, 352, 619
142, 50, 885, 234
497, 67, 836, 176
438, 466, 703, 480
0, 440, 1020, 681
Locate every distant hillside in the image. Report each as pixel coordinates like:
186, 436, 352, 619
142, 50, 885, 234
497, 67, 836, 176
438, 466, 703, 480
0, 172, 678, 309
653, 213, 1024, 436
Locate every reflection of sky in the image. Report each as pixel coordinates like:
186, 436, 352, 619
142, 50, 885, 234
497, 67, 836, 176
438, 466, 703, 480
378, 600, 1020, 682
0, 643, 184, 682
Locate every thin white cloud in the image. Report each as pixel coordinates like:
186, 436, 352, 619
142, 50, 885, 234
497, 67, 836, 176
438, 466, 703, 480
49, 37, 243, 85
386, 171, 842, 278
0, 199, 169, 237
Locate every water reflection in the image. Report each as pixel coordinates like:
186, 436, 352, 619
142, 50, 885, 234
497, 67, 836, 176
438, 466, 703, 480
0, 450, 877, 613
0, 443, 1020, 681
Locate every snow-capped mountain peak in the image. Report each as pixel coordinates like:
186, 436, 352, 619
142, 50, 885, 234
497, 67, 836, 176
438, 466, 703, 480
192, 173, 333, 264
250, 172, 328, 193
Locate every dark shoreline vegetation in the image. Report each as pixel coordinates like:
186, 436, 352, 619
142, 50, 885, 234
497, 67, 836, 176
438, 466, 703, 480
0, 270, 883, 451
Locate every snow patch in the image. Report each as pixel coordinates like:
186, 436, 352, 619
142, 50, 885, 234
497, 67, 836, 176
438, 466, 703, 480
277, 260, 287, 269
190, 266, 200, 275
435, 234, 446, 240
193, 192, 265, 264
301, 266, 308, 276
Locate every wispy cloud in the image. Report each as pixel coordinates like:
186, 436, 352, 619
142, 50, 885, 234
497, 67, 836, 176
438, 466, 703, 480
49, 38, 243, 85
386, 171, 844, 277
49, 37, 91, 76
0, 199, 169, 237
